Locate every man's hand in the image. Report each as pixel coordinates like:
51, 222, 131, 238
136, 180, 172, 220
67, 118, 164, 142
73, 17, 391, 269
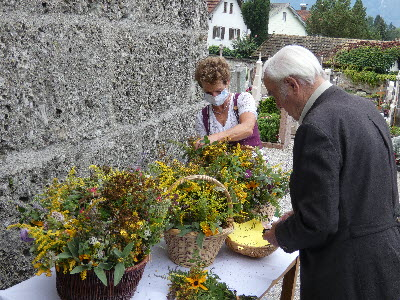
262, 210, 294, 247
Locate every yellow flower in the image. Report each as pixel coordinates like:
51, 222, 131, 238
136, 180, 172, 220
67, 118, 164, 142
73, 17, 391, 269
31, 220, 44, 227
120, 229, 128, 237
80, 269, 87, 280
186, 273, 208, 290
246, 181, 259, 189
79, 254, 90, 262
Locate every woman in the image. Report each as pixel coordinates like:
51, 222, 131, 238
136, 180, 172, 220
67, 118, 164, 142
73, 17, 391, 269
194, 56, 262, 148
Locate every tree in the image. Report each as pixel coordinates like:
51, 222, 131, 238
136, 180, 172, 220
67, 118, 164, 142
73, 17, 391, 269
387, 24, 400, 41
374, 15, 388, 40
350, 0, 369, 38
241, 0, 269, 45
306, 0, 370, 39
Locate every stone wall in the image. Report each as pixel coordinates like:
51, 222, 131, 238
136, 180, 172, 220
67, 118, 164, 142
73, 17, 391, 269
0, 0, 208, 289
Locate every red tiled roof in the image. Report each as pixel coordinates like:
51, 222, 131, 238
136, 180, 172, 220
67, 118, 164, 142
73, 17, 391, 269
296, 10, 311, 22
206, 0, 221, 13
252, 34, 370, 60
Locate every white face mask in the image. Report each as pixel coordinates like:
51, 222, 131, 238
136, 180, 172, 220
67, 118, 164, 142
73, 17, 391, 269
204, 89, 229, 106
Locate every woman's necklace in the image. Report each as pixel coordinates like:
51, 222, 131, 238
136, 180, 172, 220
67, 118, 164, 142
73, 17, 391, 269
212, 95, 230, 115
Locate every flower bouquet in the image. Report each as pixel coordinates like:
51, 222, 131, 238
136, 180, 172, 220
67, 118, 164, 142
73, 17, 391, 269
155, 138, 290, 260
152, 151, 234, 267
180, 137, 290, 222
166, 263, 257, 300
8, 165, 170, 300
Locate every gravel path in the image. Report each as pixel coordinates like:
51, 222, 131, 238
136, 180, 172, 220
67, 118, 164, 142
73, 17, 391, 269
259, 140, 400, 300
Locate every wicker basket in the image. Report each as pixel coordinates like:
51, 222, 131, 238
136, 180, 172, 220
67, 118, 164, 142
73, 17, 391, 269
251, 203, 276, 223
225, 236, 277, 258
164, 174, 234, 268
56, 255, 149, 300
225, 219, 277, 258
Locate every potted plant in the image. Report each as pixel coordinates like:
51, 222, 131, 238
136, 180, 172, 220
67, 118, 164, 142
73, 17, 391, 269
8, 165, 170, 300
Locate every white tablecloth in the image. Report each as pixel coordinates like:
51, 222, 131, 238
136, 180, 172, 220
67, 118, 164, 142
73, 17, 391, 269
0, 240, 298, 300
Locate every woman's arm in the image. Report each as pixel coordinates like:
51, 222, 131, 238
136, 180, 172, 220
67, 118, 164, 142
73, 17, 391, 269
207, 111, 256, 143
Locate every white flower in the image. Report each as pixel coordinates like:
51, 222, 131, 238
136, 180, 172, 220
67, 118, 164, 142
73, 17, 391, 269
51, 211, 65, 223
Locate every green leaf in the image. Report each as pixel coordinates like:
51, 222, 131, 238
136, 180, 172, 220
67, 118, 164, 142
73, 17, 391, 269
114, 262, 126, 286
17, 206, 27, 213
67, 239, 79, 258
70, 265, 86, 274
122, 242, 135, 258
113, 248, 123, 258
98, 262, 113, 270
196, 231, 205, 249
94, 267, 108, 286
57, 251, 73, 259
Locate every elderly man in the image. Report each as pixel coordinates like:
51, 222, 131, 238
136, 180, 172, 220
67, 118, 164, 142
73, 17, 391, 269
262, 45, 400, 299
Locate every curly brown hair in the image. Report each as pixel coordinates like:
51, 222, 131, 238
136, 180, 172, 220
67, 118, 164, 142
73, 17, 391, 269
194, 57, 231, 87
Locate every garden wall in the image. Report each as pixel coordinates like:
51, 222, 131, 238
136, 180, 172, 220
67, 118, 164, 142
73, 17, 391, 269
0, 0, 208, 289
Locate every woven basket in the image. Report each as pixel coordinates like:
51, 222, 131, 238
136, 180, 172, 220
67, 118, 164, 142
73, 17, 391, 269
225, 236, 277, 258
251, 203, 276, 223
56, 255, 149, 300
164, 174, 234, 268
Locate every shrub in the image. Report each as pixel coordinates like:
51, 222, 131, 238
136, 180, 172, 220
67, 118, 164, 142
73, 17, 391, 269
257, 113, 280, 143
258, 96, 280, 114
391, 126, 400, 137
257, 97, 281, 143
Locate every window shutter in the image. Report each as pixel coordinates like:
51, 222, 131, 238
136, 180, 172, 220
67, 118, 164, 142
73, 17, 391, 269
229, 28, 233, 40
213, 26, 217, 39
224, 2, 227, 13
230, 3, 233, 14
237, 29, 240, 39
221, 27, 225, 40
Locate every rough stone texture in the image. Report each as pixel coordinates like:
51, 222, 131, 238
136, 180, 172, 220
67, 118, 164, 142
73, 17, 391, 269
0, 0, 208, 289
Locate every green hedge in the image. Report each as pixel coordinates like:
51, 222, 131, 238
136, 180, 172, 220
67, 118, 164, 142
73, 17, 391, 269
257, 97, 280, 143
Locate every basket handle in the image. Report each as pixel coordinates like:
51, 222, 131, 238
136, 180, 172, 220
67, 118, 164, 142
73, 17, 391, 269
166, 174, 233, 223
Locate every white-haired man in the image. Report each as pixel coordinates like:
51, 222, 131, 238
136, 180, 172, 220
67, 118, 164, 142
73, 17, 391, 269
262, 45, 400, 299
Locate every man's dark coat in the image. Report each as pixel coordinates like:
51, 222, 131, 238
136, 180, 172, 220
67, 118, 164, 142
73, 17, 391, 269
276, 86, 400, 299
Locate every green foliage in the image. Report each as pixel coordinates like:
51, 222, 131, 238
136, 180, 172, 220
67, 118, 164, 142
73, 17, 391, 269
307, 0, 360, 38
391, 126, 400, 137
257, 96, 280, 114
167, 264, 257, 299
208, 36, 258, 59
208, 45, 220, 55
257, 97, 280, 143
305, 0, 396, 40
257, 113, 280, 143
8, 166, 169, 286
241, 0, 269, 45
231, 35, 258, 58
342, 69, 397, 86
335, 45, 400, 73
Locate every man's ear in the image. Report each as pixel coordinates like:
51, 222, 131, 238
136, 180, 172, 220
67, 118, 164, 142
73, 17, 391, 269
284, 77, 300, 94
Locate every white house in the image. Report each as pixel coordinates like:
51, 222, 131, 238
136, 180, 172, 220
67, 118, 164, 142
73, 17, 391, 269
206, 0, 250, 49
268, 3, 307, 36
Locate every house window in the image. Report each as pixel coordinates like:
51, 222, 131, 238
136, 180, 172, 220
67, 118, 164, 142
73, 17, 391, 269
213, 26, 226, 40
230, 3, 233, 14
229, 28, 241, 40
283, 12, 287, 21
223, 2, 227, 13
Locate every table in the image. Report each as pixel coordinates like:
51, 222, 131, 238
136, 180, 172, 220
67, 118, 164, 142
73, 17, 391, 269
0, 240, 299, 300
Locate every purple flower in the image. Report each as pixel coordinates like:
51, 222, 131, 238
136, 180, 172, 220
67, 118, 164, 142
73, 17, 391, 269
244, 170, 252, 178
20, 228, 34, 243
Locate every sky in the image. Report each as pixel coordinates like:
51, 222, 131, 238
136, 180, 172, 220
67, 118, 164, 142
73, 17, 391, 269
270, 0, 400, 27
